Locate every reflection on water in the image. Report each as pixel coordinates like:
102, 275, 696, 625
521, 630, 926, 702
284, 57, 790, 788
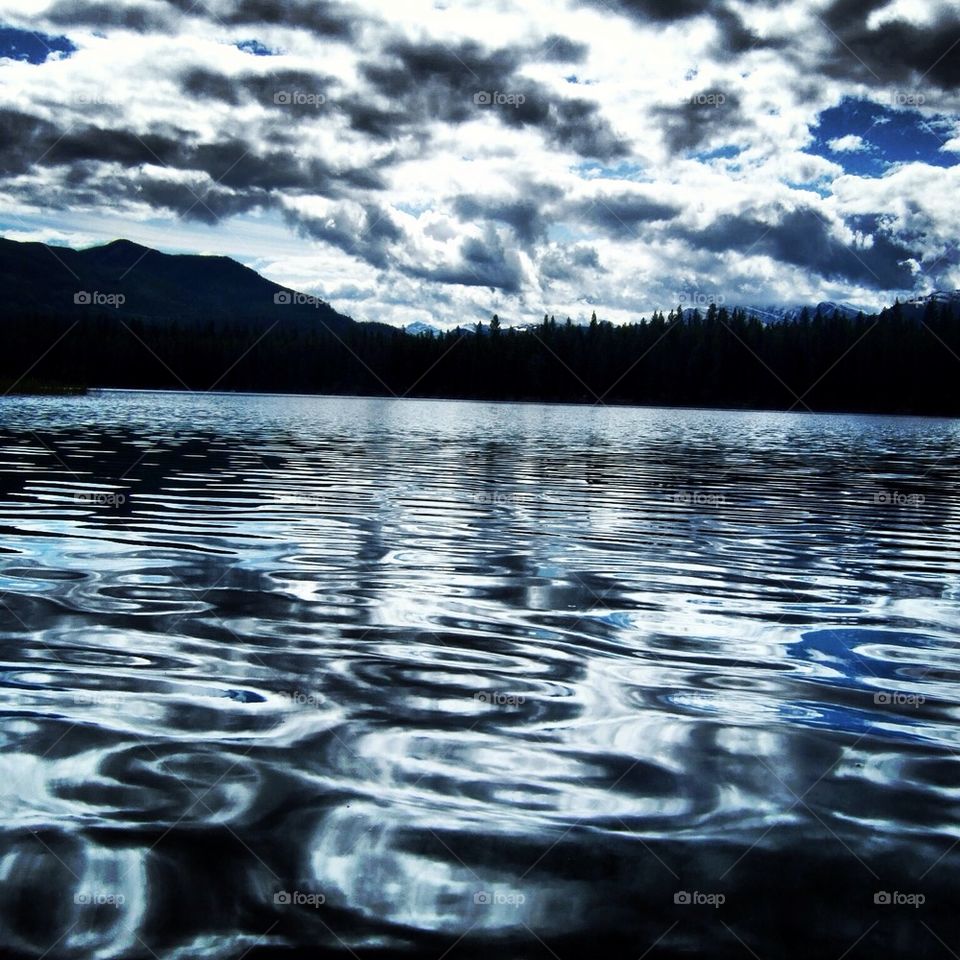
0, 390, 959, 958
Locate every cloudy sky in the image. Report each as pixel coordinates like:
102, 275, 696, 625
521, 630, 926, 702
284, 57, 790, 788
1, 0, 959, 327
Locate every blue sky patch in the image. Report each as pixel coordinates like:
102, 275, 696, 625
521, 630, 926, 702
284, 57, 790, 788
235, 39, 276, 56
695, 145, 742, 163
810, 97, 959, 176
0, 26, 76, 63
574, 159, 647, 181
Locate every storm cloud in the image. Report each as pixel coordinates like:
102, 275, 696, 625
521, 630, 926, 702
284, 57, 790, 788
0, 0, 957, 325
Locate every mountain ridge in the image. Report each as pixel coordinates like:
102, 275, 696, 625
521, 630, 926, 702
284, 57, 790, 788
0, 236, 356, 334
2, 236, 958, 331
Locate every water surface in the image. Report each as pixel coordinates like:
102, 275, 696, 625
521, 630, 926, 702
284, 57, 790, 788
1, 391, 959, 958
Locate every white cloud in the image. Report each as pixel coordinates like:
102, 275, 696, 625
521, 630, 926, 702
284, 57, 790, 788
0, 0, 957, 325
827, 135, 869, 153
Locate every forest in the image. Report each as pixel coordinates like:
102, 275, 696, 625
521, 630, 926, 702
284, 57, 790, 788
2, 299, 958, 415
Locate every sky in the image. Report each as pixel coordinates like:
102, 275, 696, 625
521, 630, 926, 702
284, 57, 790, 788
0, 0, 959, 328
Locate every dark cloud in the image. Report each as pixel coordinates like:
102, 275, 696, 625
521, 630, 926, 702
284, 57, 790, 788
360, 38, 628, 158
404, 228, 526, 293
0, 109, 186, 172
361, 39, 520, 124
220, 0, 357, 37
594, 0, 712, 23
818, 1, 960, 90
338, 97, 403, 140
42, 0, 363, 36
677, 208, 919, 288
0, 110, 57, 175
548, 97, 630, 158
43, 0, 176, 31
579, 0, 785, 54
131, 177, 271, 223
178, 37, 625, 158
452, 183, 563, 245
536, 35, 589, 63
572, 192, 680, 237
821, 0, 892, 32
712, 7, 787, 54
653, 89, 744, 155
0, 107, 382, 206
285, 202, 403, 270
540, 244, 604, 281
181, 67, 337, 115
182, 67, 244, 105
177, 37, 626, 157
157, 0, 360, 38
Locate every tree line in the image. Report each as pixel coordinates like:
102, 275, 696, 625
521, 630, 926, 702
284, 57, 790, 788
2, 299, 958, 415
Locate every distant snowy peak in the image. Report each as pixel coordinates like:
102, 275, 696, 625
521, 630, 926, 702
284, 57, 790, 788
901, 290, 960, 314
405, 321, 441, 337
745, 293, 960, 324
740, 302, 867, 325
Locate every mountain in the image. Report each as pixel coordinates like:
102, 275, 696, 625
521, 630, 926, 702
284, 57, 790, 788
739, 301, 868, 325
741, 294, 960, 325
0, 237, 355, 333
899, 290, 960, 320
404, 321, 441, 337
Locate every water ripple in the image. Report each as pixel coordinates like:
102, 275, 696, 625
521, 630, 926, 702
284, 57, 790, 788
0, 392, 959, 957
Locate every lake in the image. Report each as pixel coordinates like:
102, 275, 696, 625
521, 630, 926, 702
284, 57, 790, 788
1, 390, 958, 958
